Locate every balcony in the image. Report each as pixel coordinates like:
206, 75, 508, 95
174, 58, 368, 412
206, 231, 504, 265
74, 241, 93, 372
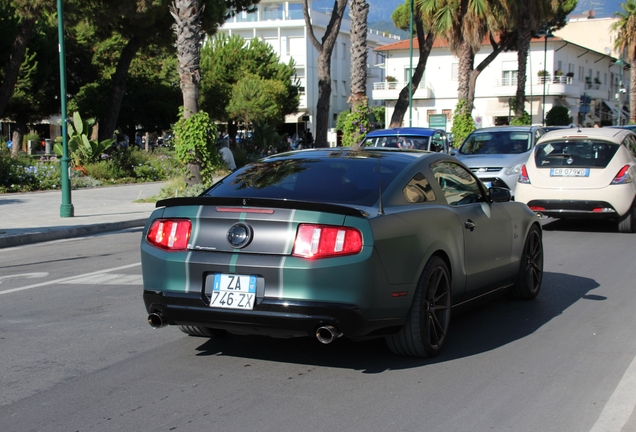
372, 81, 432, 100
490, 75, 594, 99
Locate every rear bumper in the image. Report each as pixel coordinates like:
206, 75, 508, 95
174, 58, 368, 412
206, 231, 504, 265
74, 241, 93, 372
525, 199, 619, 219
143, 290, 404, 339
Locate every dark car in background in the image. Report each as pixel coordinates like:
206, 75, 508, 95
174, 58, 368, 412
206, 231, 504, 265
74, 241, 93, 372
361, 127, 450, 153
452, 126, 546, 196
141, 147, 543, 358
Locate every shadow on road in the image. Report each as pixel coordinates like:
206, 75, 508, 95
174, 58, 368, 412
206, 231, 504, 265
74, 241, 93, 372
191, 271, 599, 373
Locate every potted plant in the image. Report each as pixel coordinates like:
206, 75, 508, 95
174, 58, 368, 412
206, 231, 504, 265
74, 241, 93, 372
585, 76, 592, 88
385, 75, 398, 89
594, 77, 602, 89
538, 70, 549, 83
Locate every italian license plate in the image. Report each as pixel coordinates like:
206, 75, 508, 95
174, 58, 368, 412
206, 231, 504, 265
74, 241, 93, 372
550, 168, 589, 177
210, 273, 257, 310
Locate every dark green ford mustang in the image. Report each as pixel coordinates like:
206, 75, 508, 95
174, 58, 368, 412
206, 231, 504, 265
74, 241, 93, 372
141, 147, 543, 357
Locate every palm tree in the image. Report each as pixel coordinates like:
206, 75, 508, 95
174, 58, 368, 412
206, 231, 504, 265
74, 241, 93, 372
389, 1, 436, 127
419, 0, 512, 142
511, 0, 575, 121
303, 0, 348, 148
349, 0, 370, 111
613, 0, 636, 123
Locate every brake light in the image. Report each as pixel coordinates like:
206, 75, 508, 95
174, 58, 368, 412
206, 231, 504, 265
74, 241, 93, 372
146, 219, 191, 251
518, 165, 531, 184
611, 165, 633, 184
528, 206, 545, 211
293, 224, 363, 259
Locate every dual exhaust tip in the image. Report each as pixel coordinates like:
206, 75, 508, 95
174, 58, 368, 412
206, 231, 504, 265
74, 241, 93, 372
315, 325, 343, 344
149, 314, 343, 344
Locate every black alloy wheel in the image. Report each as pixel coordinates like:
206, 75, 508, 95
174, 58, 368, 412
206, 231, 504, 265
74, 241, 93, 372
510, 225, 543, 300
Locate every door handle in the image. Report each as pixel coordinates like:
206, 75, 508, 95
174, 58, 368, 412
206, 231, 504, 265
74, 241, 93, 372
464, 220, 476, 231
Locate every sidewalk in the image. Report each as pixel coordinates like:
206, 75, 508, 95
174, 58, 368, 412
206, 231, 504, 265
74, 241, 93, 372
0, 182, 168, 249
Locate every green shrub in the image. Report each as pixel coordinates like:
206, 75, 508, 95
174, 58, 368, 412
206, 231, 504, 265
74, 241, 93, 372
546, 106, 572, 126
451, 100, 476, 146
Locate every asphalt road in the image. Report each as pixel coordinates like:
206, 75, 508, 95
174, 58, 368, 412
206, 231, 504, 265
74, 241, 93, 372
1, 222, 635, 432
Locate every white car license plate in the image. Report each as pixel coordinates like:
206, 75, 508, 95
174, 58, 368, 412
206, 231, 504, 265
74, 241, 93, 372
550, 168, 589, 177
210, 273, 257, 310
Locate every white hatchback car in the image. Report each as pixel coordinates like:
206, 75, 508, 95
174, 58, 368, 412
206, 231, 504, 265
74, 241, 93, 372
516, 127, 636, 233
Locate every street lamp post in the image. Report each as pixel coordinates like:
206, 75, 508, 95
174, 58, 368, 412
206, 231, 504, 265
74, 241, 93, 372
56, 0, 73, 217
408, 0, 413, 127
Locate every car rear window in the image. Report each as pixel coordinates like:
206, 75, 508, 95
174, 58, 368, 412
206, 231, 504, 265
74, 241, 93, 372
363, 136, 431, 150
459, 131, 531, 155
205, 152, 410, 206
534, 140, 620, 168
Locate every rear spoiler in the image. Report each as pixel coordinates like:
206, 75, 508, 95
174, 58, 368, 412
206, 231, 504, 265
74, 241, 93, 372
156, 196, 370, 217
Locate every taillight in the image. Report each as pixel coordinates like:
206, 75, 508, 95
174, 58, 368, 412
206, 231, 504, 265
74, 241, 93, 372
611, 165, 633, 184
293, 224, 363, 259
528, 205, 545, 211
518, 165, 531, 184
146, 219, 191, 251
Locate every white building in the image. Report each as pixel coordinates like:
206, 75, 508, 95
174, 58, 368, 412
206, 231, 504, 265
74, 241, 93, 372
373, 35, 628, 130
219, 0, 400, 139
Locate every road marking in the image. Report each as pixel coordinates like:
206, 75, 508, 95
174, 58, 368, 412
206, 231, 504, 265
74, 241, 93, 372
66, 273, 142, 285
0, 263, 141, 295
590, 353, 636, 432
0, 272, 49, 284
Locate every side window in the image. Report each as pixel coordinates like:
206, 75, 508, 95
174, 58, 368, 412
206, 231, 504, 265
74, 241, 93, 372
431, 161, 484, 206
624, 134, 636, 158
403, 173, 436, 203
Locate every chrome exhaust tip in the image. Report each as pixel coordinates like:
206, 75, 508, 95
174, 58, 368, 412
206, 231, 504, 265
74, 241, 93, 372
148, 313, 167, 329
315, 325, 343, 344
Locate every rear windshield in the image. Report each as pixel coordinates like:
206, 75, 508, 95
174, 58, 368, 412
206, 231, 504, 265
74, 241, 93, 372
363, 136, 431, 150
534, 140, 620, 168
459, 131, 531, 155
204, 152, 410, 206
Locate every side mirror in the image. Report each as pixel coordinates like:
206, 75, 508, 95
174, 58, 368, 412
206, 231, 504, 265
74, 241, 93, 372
489, 187, 511, 203
449, 149, 458, 156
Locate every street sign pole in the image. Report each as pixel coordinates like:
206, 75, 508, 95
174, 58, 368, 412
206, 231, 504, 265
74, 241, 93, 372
57, 0, 74, 217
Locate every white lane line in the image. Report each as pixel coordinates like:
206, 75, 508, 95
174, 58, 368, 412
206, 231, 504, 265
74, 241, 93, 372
0, 263, 141, 295
66, 273, 142, 285
590, 353, 636, 432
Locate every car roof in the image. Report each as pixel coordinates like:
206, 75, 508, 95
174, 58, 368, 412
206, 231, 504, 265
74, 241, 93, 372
468, 125, 542, 134
365, 127, 445, 137
537, 127, 631, 144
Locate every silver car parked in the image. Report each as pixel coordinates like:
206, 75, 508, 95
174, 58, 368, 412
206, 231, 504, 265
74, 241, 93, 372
452, 126, 546, 196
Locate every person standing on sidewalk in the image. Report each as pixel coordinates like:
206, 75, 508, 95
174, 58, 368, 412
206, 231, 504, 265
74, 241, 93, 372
219, 139, 236, 171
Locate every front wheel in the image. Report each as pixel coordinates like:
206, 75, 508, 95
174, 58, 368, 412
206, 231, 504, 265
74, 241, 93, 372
386, 256, 451, 358
510, 225, 543, 300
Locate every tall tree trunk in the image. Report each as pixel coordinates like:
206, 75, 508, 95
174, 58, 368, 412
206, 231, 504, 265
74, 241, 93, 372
171, 0, 203, 185
98, 35, 144, 142
389, 24, 435, 127
457, 41, 474, 116
630, 64, 636, 123
0, 17, 36, 125
11, 120, 27, 155
303, 0, 348, 148
515, 16, 532, 118
349, 0, 369, 110
467, 35, 514, 108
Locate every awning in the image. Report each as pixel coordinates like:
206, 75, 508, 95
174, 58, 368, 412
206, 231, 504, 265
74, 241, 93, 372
601, 101, 618, 117
485, 100, 511, 117
284, 112, 308, 123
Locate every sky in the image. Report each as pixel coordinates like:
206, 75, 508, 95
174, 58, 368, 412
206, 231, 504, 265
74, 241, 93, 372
573, 0, 624, 18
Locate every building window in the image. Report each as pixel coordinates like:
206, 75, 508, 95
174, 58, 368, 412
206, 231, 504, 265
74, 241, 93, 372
237, 9, 257, 22
288, 3, 303, 19
263, 3, 283, 20
442, 109, 452, 120
502, 70, 518, 86
332, 80, 338, 96
578, 66, 585, 82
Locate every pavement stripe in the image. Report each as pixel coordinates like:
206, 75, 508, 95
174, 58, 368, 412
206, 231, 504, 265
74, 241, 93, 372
65, 273, 142, 285
589, 353, 636, 432
0, 263, 141, 295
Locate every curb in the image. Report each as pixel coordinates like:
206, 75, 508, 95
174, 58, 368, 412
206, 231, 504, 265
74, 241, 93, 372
0, 219, 148, 249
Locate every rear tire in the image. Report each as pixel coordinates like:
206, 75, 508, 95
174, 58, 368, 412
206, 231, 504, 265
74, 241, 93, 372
510, 225, 543, 300
618, 202, 635, 233
178, 325, 228, 338
386, 256, 451, 358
